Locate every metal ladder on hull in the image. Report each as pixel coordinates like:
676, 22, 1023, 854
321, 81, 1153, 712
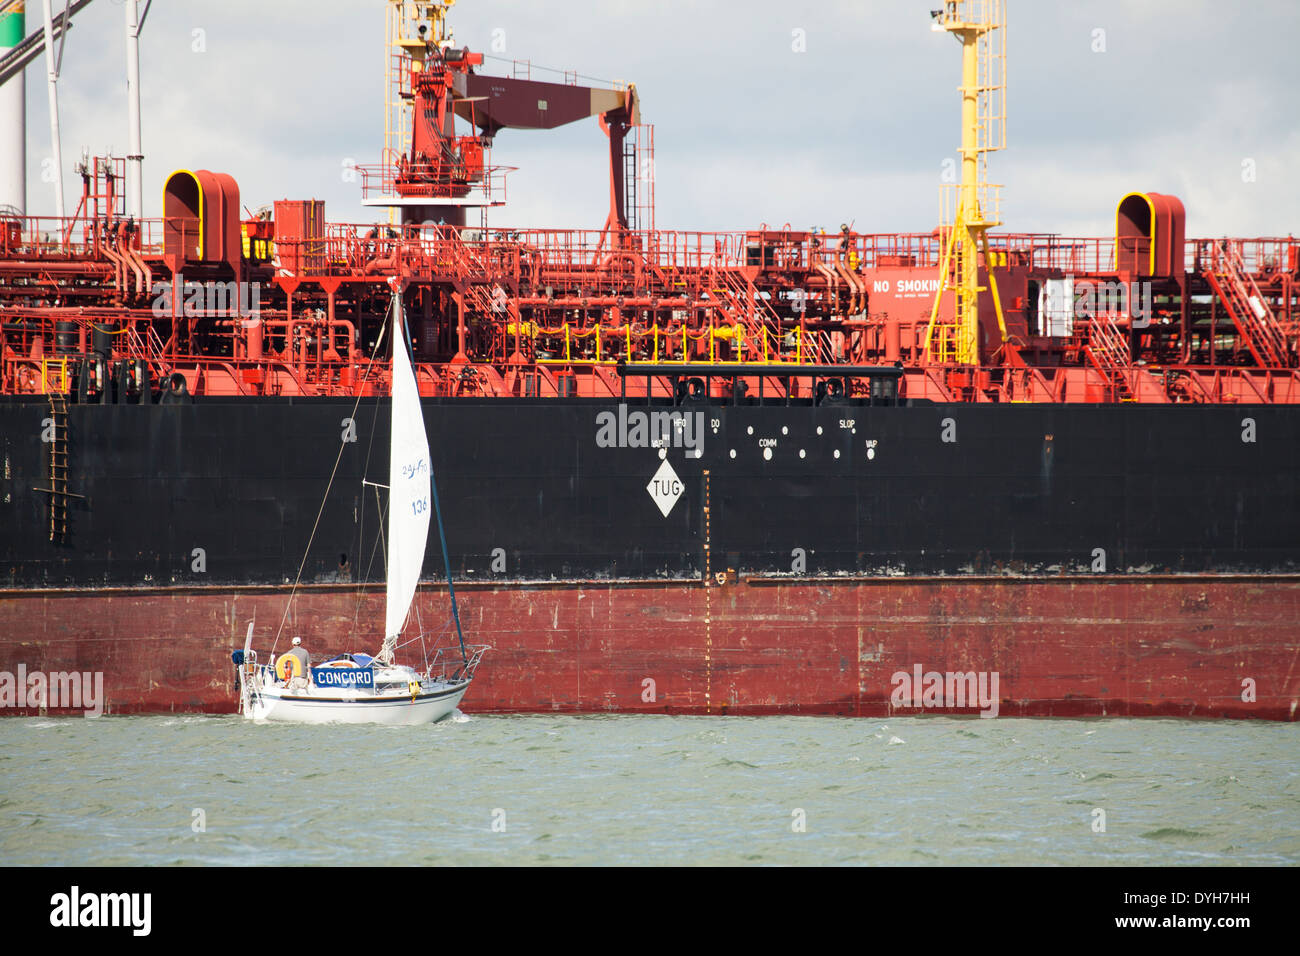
34, 393, 82, 543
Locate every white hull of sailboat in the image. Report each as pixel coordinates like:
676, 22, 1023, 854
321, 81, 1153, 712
244, 681, 470, 726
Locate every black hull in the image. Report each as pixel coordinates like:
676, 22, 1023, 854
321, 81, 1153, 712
1, 396, 1296, 589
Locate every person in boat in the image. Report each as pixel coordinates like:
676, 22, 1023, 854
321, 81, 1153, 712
283, 637, 311, 688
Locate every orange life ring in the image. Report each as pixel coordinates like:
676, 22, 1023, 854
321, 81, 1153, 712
276, 654, 303, 681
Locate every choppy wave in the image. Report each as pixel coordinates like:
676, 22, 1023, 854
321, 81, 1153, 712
0, 715, 1296, 866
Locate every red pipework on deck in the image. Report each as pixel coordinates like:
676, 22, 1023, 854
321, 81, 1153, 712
1, 23, 1298, 407
2, 203, 1299, 402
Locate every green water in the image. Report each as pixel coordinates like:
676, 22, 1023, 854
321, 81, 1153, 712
1, 714, 1296, 866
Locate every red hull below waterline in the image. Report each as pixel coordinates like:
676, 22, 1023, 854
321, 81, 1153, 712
1, 577, 1297, 720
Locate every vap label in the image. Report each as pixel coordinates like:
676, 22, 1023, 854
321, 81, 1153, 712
647, 459, 684, 518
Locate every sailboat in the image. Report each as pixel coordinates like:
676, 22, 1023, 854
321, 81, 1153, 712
233, 295, 486, 725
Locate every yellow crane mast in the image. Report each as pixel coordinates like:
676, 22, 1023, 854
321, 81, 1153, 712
384, 1, 456, 177
924, 0, 1009, 366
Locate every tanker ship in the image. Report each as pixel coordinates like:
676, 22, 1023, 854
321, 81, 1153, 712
1, 1, 1297, 719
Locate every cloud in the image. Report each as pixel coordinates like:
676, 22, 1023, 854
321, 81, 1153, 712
13, 0, 1295, 238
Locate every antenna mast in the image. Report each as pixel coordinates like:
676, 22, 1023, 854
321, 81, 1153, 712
39, 0, 64, 220
124, 0, 148, 223
924, 0, 1008, 366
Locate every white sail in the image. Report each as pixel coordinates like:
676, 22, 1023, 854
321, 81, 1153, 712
239, 296, 482, 726
383, 309, 432, 653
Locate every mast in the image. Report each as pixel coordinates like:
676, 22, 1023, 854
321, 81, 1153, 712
124, 0, 146, 223
381, 293, 433, 663
380, 292, 469, 668
40, 0, 63, 220
924, 0, 1008, 365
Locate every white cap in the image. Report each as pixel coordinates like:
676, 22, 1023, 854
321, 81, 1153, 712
292, 637, 302, 646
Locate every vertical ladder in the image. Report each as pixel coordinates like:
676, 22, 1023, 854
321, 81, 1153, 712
623, 136, 639, 232
636, 124, 655, 235
924, 0, 1008, 366
46, 392, 70, 542
622, 124, 655, 235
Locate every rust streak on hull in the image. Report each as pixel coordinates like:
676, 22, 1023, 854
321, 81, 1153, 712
2, 577, 1296, 721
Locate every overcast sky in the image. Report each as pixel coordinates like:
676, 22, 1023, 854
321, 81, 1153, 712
17, 0, 1299, 238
